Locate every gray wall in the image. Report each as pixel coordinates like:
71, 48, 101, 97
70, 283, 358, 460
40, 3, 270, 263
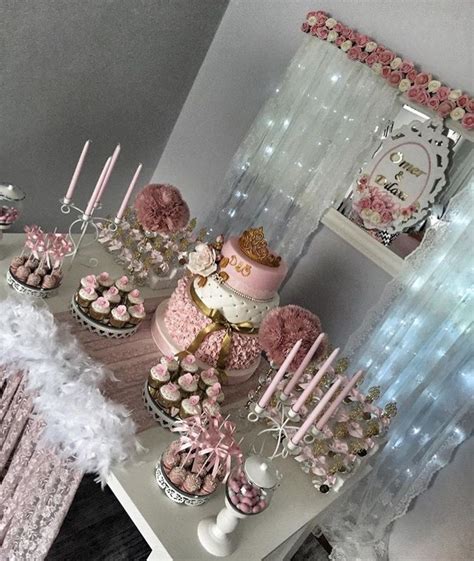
151, 1, 473, 559
0, 0, 228, 231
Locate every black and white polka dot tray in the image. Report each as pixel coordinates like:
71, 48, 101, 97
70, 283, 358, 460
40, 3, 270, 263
142, 380, 179, 430
70, 297, 140, 339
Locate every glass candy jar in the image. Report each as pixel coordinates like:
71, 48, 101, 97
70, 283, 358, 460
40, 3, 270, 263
226, 455, 279, 515
0, 183, 25, 231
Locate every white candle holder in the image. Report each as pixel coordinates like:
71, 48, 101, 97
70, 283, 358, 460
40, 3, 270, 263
59, 197, 119, 267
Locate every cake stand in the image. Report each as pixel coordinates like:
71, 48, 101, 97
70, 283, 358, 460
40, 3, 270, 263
6, 269, 59, 299
151, 300, 261, 385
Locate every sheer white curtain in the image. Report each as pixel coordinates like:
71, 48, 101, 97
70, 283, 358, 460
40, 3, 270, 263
205, 35, 400, 267
315, 179, 474, 561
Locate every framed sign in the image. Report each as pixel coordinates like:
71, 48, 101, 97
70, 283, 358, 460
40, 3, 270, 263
352, 119, 452, 233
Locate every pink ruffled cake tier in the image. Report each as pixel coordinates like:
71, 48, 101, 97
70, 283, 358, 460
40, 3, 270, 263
164, 278, 261, 371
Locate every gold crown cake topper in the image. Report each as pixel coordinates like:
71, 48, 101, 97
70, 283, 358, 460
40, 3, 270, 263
238, 227, 281, 268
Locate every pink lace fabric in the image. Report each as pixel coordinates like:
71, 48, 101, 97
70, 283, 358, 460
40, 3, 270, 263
0, 297, 256, 559
0, 370, 83, 560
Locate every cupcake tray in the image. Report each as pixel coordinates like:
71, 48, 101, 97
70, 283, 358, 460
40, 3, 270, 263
142, 380, 179, 430
6, 269, 59, 299
70, 297, 140, 339
155, 460, 211, 506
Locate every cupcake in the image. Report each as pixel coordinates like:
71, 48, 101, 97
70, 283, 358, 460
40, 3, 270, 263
14, 265, 30, 282
77, 286, 98, 308
206, 382, 225, 404
127, 288, 144, 306
115, 275, 133, 294
128, 303, 146, 325
80, 274, 98, 290
148, 364, 170, 390
109, 305, 130, 328
160, 355, 179, 378
168, 466, 186, 488
89, 296, 110, 321
96, 271, 114, 290
9, 256, 26, 274
180, 395, 202, 419
202, 398, 221, 417
198, 367, 220, 392
103, 286, 121, 305
180, 354, 199, 374
156, 382, 181, 410
177, 373, 198, 397
182, 473, 202, 494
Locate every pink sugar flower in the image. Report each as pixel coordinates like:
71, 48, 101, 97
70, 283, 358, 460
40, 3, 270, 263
407, 69, 418, 82
359, 198, 371, 209
372, 200, 386, 213
375, 45, 385, 55
400, 60, 414, 74
381, 66, 392, 78
462, 113, 474, 129
414, 72, 432, 88
310, 24, 319, 36
346, 29, 356, 41
417, 89, 430, 105
301, 22, 310, 33
378, 49, 395, 65
348, 46, 362, 60
334, 22, 344, 33
436, 86, 450, 100
359, 51, 369, 62
388, 71, 403, 86
437, 100, 455, 117
335, 36, 345, 47
381, 211, 393, 223
466, 98, 474, 112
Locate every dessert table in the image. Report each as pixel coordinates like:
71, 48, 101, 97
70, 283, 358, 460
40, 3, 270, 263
0, 233, 361, 561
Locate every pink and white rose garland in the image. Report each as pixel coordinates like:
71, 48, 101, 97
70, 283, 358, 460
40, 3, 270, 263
302, 10, 474, 131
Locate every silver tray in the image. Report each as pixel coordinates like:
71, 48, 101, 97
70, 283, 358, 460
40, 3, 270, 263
6, 269, 59, 299
155, 460, 212, 506
142, 380, 179, 430
70, 297, 140, 339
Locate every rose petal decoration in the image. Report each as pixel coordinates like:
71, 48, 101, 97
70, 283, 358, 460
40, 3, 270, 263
135, 184, 190, 234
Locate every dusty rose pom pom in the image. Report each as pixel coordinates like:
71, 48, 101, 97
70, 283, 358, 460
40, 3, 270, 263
135, 184, 190, 233
259, 305, 327, 371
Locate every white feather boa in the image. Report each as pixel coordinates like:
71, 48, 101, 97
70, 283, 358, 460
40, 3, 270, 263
0, 295, 138, 483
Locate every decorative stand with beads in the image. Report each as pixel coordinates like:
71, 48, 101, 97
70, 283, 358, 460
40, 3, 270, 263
246, 364, 397, 494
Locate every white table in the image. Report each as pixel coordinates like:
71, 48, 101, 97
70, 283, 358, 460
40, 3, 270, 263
0, 233, 353, 561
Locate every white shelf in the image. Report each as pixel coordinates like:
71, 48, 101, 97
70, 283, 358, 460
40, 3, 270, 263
321, 208, 405, 278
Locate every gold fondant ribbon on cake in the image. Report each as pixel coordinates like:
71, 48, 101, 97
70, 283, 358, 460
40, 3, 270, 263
178, 282, 258, 372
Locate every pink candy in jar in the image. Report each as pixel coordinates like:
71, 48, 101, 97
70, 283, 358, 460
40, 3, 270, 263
0, 184, 25, 229
226, 455, 279, 516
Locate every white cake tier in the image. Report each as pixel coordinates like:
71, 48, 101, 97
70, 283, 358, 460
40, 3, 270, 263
193, 276, 279, 327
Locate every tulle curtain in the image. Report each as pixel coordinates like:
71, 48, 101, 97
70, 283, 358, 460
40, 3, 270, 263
315, 178, 474, 561
205, 35, 400, 266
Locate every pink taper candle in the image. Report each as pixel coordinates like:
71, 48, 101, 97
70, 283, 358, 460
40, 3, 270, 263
315, 369, 364, 431
64, 140, 90, 203
115, 163, 142, 222
282, 333, 326, 397
84, 157, 111, 217
95, 144, 121, 206
257, 339, 302, 408
290, 348, 340, 414
290, 377, 343, 446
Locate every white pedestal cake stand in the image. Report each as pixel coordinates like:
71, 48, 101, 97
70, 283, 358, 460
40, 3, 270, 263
150, 299, 260, 385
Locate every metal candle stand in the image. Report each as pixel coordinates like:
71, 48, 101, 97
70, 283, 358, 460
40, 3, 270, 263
246, 370, 396, 494
59, 197, 119, 267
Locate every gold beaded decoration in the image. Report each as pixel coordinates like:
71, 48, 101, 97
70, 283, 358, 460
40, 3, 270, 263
348, 439, 365, 454
363, 419, 381, 438
333, 422, 349, 439
312, 439, 330, 456
365, 386, 381, 403
348, 403, 364, 421
383, 402, 398, 418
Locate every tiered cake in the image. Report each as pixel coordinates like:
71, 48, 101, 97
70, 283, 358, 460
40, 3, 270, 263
151, 227, 288, 384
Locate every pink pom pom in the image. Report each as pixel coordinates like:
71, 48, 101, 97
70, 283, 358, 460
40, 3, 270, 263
135, 184, 190, 234
259, 305, 327, 371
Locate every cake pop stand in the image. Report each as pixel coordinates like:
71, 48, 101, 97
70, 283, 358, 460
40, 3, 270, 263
155, 460, 212, 507
151, 300, 261, 385
70, 297, 140, 339
6, 269, 59, 299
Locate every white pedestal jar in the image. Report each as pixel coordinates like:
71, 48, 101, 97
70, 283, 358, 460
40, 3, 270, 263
198, 455, 280, 557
